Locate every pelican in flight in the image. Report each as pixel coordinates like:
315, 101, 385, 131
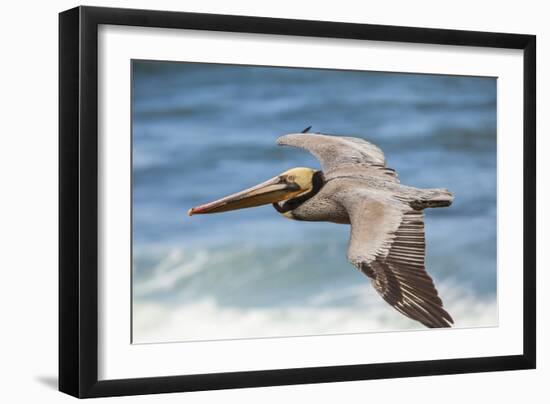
188, 129, 454, 328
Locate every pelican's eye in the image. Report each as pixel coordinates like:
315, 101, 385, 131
286, 175, 295, 182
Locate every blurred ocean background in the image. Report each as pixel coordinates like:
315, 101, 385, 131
131, 60, 497, 343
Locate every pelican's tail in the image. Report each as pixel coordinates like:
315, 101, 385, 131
412, 188, 454, 209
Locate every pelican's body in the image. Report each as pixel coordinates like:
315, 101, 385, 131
189, 131, 454, 328
274, 168, 449, 224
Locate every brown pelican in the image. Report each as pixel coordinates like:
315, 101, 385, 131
188, 130, 454, 328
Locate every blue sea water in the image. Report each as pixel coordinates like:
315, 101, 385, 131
131, 60, 497, 343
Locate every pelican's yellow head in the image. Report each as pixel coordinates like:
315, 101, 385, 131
279, 167, 316, 192
187, 167, 316, 216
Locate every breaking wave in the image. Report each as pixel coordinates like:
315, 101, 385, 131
133, 282, 497, 344
132, 244, 497, 344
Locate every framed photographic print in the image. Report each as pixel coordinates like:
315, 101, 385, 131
59, 6, 536, 398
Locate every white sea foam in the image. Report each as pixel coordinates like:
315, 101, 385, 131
132, 242, 497, 344
132, 281, 497, 344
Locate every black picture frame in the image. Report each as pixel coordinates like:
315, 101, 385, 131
59, 5, 536, 398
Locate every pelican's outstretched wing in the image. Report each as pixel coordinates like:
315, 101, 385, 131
339, 189, 453, 328
277, 133, 387, 172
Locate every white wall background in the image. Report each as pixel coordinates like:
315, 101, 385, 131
0, 0, 545, 402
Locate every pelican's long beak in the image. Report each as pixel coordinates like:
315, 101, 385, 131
188, 176, 300, 216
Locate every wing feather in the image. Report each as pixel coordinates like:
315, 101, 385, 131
339, 190, 453, 328
277, 133, 387, 172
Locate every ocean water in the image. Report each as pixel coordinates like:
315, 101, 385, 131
131, 60, 497, 343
